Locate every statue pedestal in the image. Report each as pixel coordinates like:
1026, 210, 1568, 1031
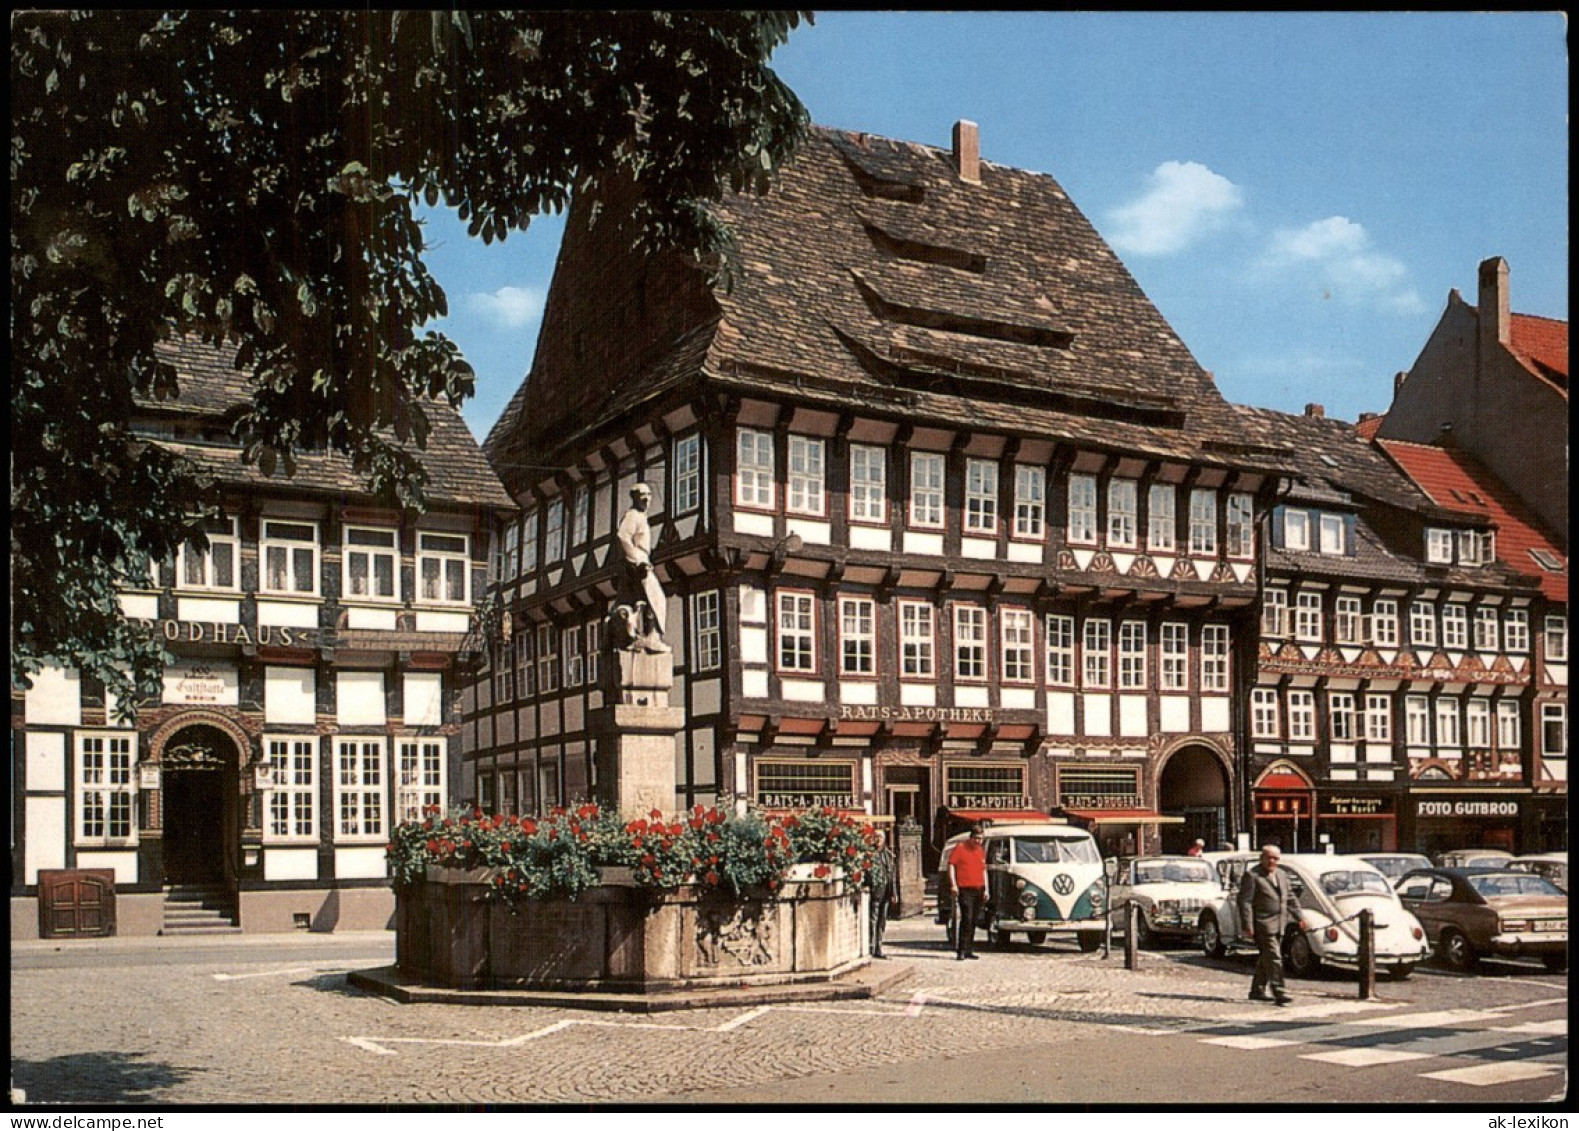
592, 702, 685, 819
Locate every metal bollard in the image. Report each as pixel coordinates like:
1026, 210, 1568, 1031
1358, 909, 1376, 1000
1125, 900, 1138, 970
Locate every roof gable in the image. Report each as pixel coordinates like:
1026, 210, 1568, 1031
1509, 312, 1568, 392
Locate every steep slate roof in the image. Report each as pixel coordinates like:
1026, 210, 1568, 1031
500, 126, 1292, 474
1377, 438, 1567, 603
139, 338, 513, 511
1509, 312, 1568, 392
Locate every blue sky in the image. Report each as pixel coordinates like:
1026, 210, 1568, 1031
420, 11, 1568, 442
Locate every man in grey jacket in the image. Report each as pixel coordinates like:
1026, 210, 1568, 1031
1237, 845, 1306, 1005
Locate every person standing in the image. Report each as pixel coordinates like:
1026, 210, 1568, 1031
1236, 844, 1306, 1005
869, 839, 896, 959
1187, 839, 1205, 857
948, 824, 988, 960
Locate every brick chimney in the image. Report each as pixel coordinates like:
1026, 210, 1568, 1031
1478, 256, 1511, 346
1304, 403, 1325, 418
952, 120, 980, 184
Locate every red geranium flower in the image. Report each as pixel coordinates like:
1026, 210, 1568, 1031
814, 864, 831, 878
577, 804, 599, 819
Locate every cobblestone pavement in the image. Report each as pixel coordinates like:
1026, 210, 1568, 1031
10, 918, 1567, 1106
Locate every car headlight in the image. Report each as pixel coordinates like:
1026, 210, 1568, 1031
1019, 889, 1038, 908
1088, 885, 1105, 913
1022, 906, 1037, 921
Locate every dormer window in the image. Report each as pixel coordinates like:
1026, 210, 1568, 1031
1283, 509, 1310, 552
1457, 529, 1493, 566
1318, 513, 1346, 555
1425, 527, 1454, 564
1530, 548, 1564, 573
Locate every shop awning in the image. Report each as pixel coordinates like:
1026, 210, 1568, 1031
946, 808, 1059, 824
1255, 772, 1313, 793
1062, 808, 1186, 825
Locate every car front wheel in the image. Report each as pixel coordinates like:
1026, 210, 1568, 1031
1439, 928, 1478, 971
1200, 915, 1226, 959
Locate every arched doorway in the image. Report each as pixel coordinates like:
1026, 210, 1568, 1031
1158, 744, 1231, 854
161, 724, 241, 886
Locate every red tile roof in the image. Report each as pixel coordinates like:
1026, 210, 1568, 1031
1377, 438, 1567, 602
1509, 313, 1567, 392
1354, 415, 1384, 440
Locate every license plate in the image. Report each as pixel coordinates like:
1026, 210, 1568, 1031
1532, 920, 1566, 932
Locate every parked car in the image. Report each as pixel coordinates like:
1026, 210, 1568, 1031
1396, 867, 1568, 971
1507, 852, 1568, 894
1106, 855, 1220, 947
1435, 848, 1514, 869
1358, 852, 1433, 884
936, 822, 1107, 951
1197, 853, 1430, 979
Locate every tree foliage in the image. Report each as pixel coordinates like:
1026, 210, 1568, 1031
11, 10, 810, 711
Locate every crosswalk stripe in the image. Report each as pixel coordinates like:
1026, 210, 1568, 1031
1422, 1062, 1559, 1087
1301, 1047, 1433, 1068
1204, 1034, 1298, 1050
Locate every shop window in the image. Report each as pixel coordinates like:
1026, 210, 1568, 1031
75, 733, 137, 846
946, 763, 1027, 810
755, 760, 857, 810
261, 519, 319, 595
264, 736, 316, 842
1057, 766, 1141, 809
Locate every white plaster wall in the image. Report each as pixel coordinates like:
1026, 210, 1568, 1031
1046, 692, 1076, 736
334, 847, 389, 880
1083, 694, 1112, 737
1119, 695, 1148, 737
176, 596, 240, 623
26, 731, 66, 793
25, 796, 67, 882
402, 672, 443, 726
25, 666, 81, 726
265, 666, 317, 725
1159, 696, 1191, 733
257, 600, 319, 628
264, 848, 319, 882
900, 683, 936, 707
74, 850, 138, 885
1201, 697, 1231, 733
692, 678, 722, 715
336, 671, 386, 725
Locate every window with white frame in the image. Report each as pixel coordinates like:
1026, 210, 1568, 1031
536, 623, 559, 693
1107, 479, 1137, 548
1082, 618, 1111, 689
964, 459, 999, 534
1425, 528, 1454, 564
544, 499, 565, 563
521, 510, 539, 574
1334, 595, 1363, 644
693, 591, 721, 672
1496, 700, 1521, 750
1466, 699, 1491, 748
1045, 614, 1075, 686
1282, 509, 1311, 552
1147, 483, 1176, 551
1545, 615, 1568, 661
1458, 529, 1493, 566
585, 620, 601, 687
264, 736, 316, 841
1435, 698, 1461, 746
1409, 600, 1437, 648
736, 428, 775, 509
787, 435, 826, 517
1441, 604, 1468, 650
1365, 694, 1392, 743
839, 596, 875, 677
1189, 489, 1217, 555
396, 738, 445, 824
1372, 599, 1399, 648
1405, 696, 1431, 745
1251, 688, 1280, 738
1014, 465, 1045, 539
515, 631, 533, 699
909, 452, 945, 528
493, 640, 512, 703
344, 526, 398, 601
849, 445, 887, 524
334, 737, 386, 841
76, 733, 136, 846
1504, 608, 1529, 653
563, 626, 583, 688
1067, 474, 1097, 545
1160, 622, 1188, 691
1329, 692, 1357, 742
1201, 624, 1230, 692
899, 601, 936, 679
776, 591, 816, 672
1118, 621, 1146, 689
1287, 690, 1316, 741
262, 519, 319, 595
1294, 591, 1323, 642
1540, 702, 1566, 759
178, 515, 239, 590
570, 485, 590, 547
954, 605, 988, 682
1319, 513, 1346, 555
1001, 608, 1035, 684
1472, 606, 1499, 652
1261, 589, 1288, 636
417, 531, 469, 605
500, 522, 519, 583
1227, 493, 1255, 558
674, 433, 702, 514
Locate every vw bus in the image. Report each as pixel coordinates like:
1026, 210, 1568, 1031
938, 822, 1107, 951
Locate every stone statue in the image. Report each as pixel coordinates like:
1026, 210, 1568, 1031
610, 483, 669, 655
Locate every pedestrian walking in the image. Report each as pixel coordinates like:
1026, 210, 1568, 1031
869, 840, 896, 959
1236, 844, 1306, 1005
949, 823, 988, 960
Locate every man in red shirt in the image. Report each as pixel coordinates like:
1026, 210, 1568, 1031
948, 824, 989, 960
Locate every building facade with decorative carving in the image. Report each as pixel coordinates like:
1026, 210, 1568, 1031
11, 340, 512, 938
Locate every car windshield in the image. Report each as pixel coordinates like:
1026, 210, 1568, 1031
1468, 873, 1565, 899
1133, 860, 1214, 884
1014, 836, 1099, 864
1318, 870, 1393, 898
1365, 855, 1429, 880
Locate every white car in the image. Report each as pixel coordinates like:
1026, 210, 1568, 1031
1507, 852, 1568, 894
1197, 853, 1431, 980
1107, 855, 1221, 947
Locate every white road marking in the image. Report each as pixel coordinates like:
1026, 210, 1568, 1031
1203, 1035, 1297, 1051
1218, 999, 1398, 1023
1339, 1009, 1495, 1029
904, 991, 930, 1017
1486, 995, 1569, 1013
716, 1007, 773, 1032
1422, 1062, 1559, 1087
1301, 1047, 1432, 1068
213, 966, 333, 982
1491, 1019, 1567, 1036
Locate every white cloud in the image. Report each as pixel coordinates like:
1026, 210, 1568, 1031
465, 285, 545, 328
1260, 217, 1425, 314
1105, 161, 1245, 256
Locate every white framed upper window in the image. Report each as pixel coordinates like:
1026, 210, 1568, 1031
1045, 614, 1075, 686
1372, 599, 1399, 648
693, 591, 721, 672
1334, 595, 1364, 645
1013, 465, 1045, 540
775, 590, 817, 673
1201, 624, 1230, 692
543, 499, 565, 564
909, 452, 945, 529
1458, 529, 1493, 566
585, 619, 601, 688
75, 732, 137, 846
344, 526, 399, 602
1365, 694, 1392, 743
1405, 696, 1431, 745
520, 509, 539, 574
1472, 606, 1499, 652
1294, 591, 1323, 643
839, 595, 876, 677
396, 739, 445, 825
1188, 489, 1217, 556
334, 737, 386, 842
1283, 509, 1310, 552
570, 485, 590, 548
1435, 698, 1461, 747
178, 515, 239, 591
1251, 688, 1280, 739
417, 532, 469, 605
1545, 615, 1568, 661
954, 604, 988, 682
898, 600, 936, 680
1287, 690, 1316, 741
1107, 478, 1137, 548
1425, 527, 1454, 564
261, 519, 319, 595
787, 435, 826, 517
1329, 692, 1357, 742
1227, 493, 1255, 559
515, 631, 534, 699
1466, 699, 1492, 748
264, 735, 316, 842
562, 626, 583, 688
1160, 622, 1189, 691
1147, 484, 1176, 551
673, 433, 703, 515
498, 522, 518, 583
1001, 608, 1035, 684
1441, 604, 1468, 650
1261, 589, 1288, 637
1318, 513, 1346, 556
1496, 699, 1520, 750
849, 444, 888, 525
1118, 620, 1147, 689
1409, 600, 1437, 649
736, 428, 776, 510
1504, 609, 1529, 653
1067, 473, 1097, 545
1542, 702, 1567, 759
1082, 618, 1111, 689
536, 623, 559, 694
964, 459, 999, 534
